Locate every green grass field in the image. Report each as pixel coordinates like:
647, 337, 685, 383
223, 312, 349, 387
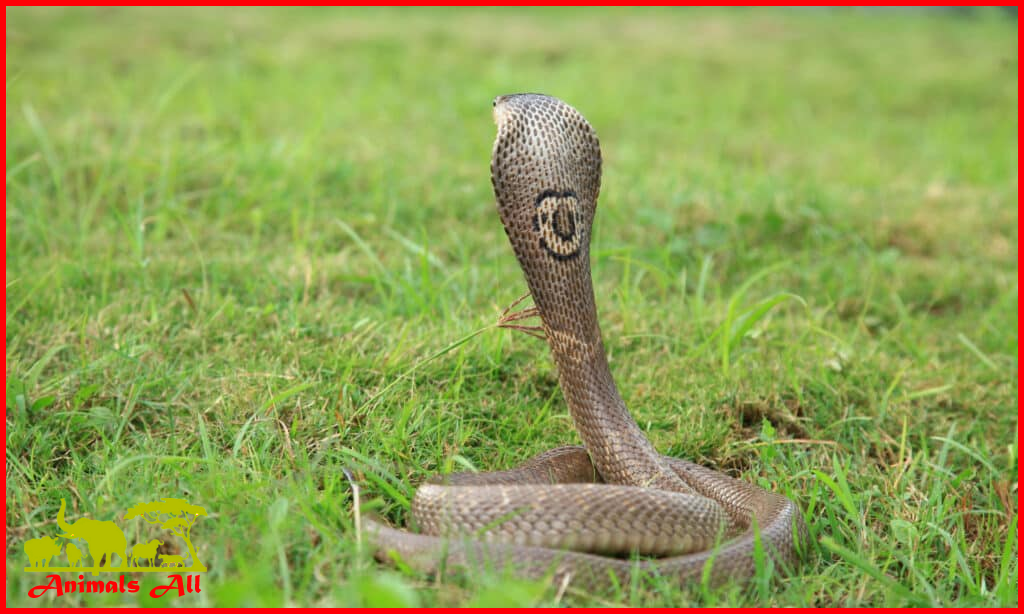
6, 7, 1017, 607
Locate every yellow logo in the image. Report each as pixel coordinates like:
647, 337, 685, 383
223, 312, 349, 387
23, 497, 207, 599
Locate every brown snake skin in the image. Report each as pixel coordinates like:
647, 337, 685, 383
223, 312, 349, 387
365, 93, 807, 589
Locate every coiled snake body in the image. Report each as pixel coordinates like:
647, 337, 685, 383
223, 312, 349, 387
366, 94, 806, 588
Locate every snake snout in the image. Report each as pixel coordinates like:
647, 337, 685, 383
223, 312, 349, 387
492, 93, 546, 125
492, 95, 513, 126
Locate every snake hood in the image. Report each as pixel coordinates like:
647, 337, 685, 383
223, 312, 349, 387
490, 93, 603, 333
491, 93, 602, 262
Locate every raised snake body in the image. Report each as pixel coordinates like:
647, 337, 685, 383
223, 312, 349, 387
365, 94, 807, 588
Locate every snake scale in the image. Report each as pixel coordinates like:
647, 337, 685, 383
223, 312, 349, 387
365, 93, 807, 589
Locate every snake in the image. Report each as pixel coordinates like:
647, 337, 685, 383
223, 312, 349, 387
364, 93, 807, 589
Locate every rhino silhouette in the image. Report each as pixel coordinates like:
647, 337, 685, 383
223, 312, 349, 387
24, 537, 62, 569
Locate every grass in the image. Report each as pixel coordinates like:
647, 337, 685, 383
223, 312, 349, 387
5, 6, 1018, 607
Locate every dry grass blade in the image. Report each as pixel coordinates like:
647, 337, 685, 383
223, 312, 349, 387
498, 293, 546, 340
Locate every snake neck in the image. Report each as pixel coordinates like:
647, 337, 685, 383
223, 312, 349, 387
524, 254, 684, 491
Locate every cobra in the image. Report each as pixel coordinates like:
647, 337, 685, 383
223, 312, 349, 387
365, 93, 807, 589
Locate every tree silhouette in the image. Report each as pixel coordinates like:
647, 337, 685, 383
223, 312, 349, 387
124, 498, 207, 571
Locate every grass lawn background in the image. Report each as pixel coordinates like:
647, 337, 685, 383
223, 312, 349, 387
6, 7, 1017, 606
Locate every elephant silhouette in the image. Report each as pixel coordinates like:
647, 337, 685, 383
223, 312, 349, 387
56, 498, 128, 570
24, 536, 62, 569
130, 539, 164, 568
66, 542, 85, 567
